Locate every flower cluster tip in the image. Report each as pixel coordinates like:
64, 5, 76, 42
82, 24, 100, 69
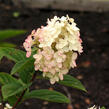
23, 15, 83, 84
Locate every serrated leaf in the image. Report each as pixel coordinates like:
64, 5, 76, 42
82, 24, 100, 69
11, 60, 25, 75
0, 72, 17, 85
24, 89, 70, 103
15, 59, 35, 83
7, 89, 29, 106
36, 74, 86, 92
58, 75, 86, 92
7, 95, 18, 106
0, 73, 31, 100
0, 47, 26, 62
0, 29, 26, 41
11, 58, 35, 83
11, 58, 34, 75
2, 82, 31, 99
0, 42, 16, 47
11, 48, 36, 83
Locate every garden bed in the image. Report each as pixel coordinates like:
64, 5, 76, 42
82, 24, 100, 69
0, 1, 109, 109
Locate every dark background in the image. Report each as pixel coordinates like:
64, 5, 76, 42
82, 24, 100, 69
0, 0, 109, 109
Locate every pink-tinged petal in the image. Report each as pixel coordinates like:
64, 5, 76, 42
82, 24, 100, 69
79, 38, 82, 43
60, 69, 68, 75
62, 54, 66, 59
31, 29, 36, 34
50, 61, 56, 67
50, 79, 55, 84
73, 61, 77, 67
43, 67, 48, 72
59, 74, 63, 80
79, 46, 83, 53
50, 69, 56, 75
26, 51, 31, 58
23, 42, 27, 48
58, 52, 62, 56
25, 35, 32, 42
72, 53, 77, 60
47, 64, 52, 69
45, 55, 52, 60
58, 63, 62, 68
80, 49, 83, 53
35, 65, 39, 71
38, 37, 44, 42
77, 31, 80, 37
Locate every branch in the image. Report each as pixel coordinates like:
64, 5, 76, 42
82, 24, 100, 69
62, 86, 74, 109
12, 72, 37, 109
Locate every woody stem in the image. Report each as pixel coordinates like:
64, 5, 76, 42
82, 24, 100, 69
12, 72, 37, 109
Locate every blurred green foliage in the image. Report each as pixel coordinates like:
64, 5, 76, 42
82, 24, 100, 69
0, 29, 26, 47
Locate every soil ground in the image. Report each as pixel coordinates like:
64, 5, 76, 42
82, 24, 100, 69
0, 1, 109, 109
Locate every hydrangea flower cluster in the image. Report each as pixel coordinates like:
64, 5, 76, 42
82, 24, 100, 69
23, 15, 83, 84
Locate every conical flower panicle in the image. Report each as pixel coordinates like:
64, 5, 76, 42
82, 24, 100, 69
23, 15, 83, 84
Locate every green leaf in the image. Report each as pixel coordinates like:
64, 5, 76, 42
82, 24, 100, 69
7, 89, 29, 106
0, 72, 17, 85
24, 89, 70, 103
36, 74, 86, 92
7, 95, 18, 106
58, 75, 86, 92
11, 48, 36, 83
0, 42, 16, 47
0, 47, 26, 62
11, 58, 35, 83
101, 107, 106, 109
19, 63, 35, 83
0, 29, 26, 41
0, 47, 35, 83
2, 82, 31, 99
0, 73, 31, 100
11, 58, 34, 75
